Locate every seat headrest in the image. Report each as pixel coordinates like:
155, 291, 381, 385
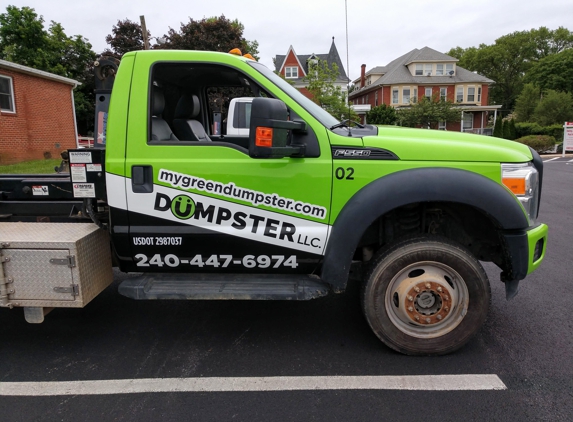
152, 87, 165, 116
174, 95, 200, 119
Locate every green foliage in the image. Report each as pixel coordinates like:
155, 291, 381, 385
526, 49, 573, 94
532, 90, 573, 126
366, 104, 397, 125
0, 5, 97, 134
160, 15, 259, 60
508, 119, 517, 140
515, 122, 564, 142
514, 84, 541, 122
502, 120, 511, 139
304, 60, 357, 121
397, 94, 461, 129
447, 26, 573, 110
514, 135, 556, 153
493, 117, 503, 137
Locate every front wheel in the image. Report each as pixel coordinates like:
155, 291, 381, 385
362, 236, 490, 355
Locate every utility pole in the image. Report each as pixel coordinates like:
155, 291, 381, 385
140, 15, 150, 50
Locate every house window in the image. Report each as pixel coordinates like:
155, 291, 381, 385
446, 64, 454, 75
392, 89, 399, 104
425, 64, 432, 76
413, 88, 417, 103
0, 75, 15, 113
403, 88, 411, 104
425, 87, 432, 99
463, 113, 473, 130
456, 86, 464, 102
415, 64, 423, 76
440, 87, 447, 101
438, 121, 447, 130
477, 87, 482, 102
436, 64, 444, 76
467, 87, 475, 102
285, 67, 298, 78
375, 91, 378, 106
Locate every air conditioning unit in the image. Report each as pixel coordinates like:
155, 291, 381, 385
427, 72, 431, 76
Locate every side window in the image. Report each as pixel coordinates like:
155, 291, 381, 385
148, 62, 268, 146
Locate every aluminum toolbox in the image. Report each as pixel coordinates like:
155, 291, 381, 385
0, 223, 113, 313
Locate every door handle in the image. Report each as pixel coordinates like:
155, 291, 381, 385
131, 165, 153, 193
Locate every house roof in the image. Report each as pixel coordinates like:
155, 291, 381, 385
350, 47, 493, 98
275, 38, 349, 84
0, 59, 80, 86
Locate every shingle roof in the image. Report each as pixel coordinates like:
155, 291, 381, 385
274, 39, 349, 84
350, 47, 493, 98
0, 59, 80, 86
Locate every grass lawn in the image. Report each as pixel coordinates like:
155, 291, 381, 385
0, 159, 62, 174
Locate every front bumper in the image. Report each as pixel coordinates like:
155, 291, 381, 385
501, 223, 548, 299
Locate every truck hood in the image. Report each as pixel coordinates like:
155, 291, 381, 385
364, 126, 532, 163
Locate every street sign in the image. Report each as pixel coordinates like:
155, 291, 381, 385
563, 122, 573, 157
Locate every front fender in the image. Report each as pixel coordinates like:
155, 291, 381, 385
321, 167, 529, 291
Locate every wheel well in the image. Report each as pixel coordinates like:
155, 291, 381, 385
355, 202, 505, 268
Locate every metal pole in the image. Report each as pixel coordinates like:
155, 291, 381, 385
140, 16, 150, 50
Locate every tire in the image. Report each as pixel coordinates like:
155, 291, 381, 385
361, 236, 490, 355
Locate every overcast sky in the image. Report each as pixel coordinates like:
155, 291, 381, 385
5, 0, 573, 81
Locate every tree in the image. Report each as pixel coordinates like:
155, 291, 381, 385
104, 19, 150, 58
0, 6, 96, 134
532, 90, 573, 126
160, 15, 259, 59
396, 95, 461, 129
514, 84, 541, 122
502, 120, 511, 140
304, 60, 356, 121
526, 49, 573, 94
493, 116, 503, 137
508, 119, 517, 140
447, 27, 573, 110
366, 104, 397, 125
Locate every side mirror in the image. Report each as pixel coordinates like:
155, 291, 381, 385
248, 98, 306, 158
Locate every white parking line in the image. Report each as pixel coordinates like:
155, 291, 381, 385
0, 375, 506, 396
543, 157, 560, 162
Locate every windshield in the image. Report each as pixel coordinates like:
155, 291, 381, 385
248, 61, 340, 128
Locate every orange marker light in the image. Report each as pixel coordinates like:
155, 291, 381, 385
502, 177, 526, 195
243, 53, 256, 61
229, 48, 242, 56
256, 127, 273, 147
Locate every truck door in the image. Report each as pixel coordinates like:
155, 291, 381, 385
123, 58, 332, 274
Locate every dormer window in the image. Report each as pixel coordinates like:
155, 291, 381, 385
436, 64, 444, 76
415, 64, 423, 76
285, 67, 298, 78
425, 64, 432, 76
446, 64, 454, 76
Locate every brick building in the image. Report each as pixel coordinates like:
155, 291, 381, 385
0, 59, 79, 164
349, 47, 501, 134
274, 38, 349, 99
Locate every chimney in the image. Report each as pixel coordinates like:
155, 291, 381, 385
360, 64, 366, 88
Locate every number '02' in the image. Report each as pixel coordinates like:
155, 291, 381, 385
335, 167, 355, 180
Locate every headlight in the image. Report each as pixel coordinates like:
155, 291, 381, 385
501, 162, 539, 225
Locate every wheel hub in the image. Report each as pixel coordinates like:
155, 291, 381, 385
405, 281, 453, 324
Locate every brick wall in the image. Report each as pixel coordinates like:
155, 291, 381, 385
0, 69, 76, 164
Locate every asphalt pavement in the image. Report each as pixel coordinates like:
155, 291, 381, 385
0, 156, 572, 421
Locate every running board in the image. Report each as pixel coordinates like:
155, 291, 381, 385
118, 274, 330, 301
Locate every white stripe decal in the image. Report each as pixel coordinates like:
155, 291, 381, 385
125, 182, 329, 255
0, 375, 507, 396
106, 173, 127, 210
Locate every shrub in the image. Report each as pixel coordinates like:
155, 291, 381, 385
515, 122, 564, 141
514, 135, 556, 153
493, 117, 503, 137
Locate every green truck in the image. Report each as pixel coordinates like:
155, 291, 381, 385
0, 50, 548, 355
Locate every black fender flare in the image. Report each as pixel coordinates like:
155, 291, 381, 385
321, 167, 529, 291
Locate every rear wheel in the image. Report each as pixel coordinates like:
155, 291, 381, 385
362, 236, 490, 355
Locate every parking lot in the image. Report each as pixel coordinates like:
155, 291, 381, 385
0, 157, 572, 421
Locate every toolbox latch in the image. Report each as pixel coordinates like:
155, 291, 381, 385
53, 285, 79, 296
49, 255, 76, 268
